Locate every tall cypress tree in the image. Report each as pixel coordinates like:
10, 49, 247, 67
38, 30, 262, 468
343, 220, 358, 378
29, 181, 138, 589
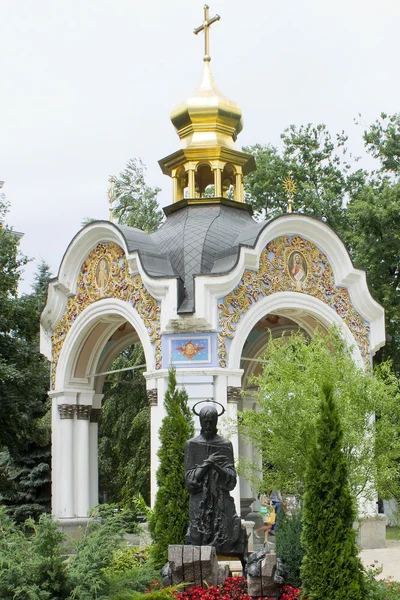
300, 383, 366, 600
149, 369, 194, 567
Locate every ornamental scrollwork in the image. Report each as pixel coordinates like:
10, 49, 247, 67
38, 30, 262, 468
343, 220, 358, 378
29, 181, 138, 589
51, 242, 161, 389
217, 236, 370, 367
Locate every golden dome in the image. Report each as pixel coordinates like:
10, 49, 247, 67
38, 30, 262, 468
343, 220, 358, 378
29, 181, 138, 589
170, 62, 243, 151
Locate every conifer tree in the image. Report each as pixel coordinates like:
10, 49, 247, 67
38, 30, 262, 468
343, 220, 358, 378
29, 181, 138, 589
0, 250, 51, 520
300, 383, 366, 600
99, 343, 150, 504
149, 369, 194, 567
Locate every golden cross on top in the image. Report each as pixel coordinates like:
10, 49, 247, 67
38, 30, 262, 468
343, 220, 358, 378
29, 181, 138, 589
194, 5, 220, 62
283, 176, 297, 214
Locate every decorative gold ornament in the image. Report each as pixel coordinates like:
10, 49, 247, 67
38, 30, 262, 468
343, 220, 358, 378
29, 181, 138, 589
51, 242, 161, 389
217, 236, 370, 368
194, 4, 220, 63
283, 176, 297, 213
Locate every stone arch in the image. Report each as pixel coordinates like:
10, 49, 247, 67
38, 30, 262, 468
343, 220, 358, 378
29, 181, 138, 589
229, 291, 364, 372
234, 294, 363, 516
51, 299, 152, 522
56, 298, 154, 391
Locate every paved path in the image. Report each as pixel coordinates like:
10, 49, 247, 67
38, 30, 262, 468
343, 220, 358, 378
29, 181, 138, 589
360, 540, 400, 582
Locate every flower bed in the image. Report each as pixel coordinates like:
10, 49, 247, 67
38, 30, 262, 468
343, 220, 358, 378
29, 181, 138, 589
174, 577, 302, 600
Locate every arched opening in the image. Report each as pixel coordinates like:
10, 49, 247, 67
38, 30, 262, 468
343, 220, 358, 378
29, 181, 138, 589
222, 163, 235, 199
53, 300, 154, 520
232, 302, 338, 525
176, 166, 188, 201
237, 311, 318, 518
195, 163, 214, 197
97, 336, 150, 507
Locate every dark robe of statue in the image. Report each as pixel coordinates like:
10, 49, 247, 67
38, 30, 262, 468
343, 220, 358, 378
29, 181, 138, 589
184, 405, 247, 558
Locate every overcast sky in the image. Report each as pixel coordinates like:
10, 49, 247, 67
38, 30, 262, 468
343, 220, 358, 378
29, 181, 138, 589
1, 0, 399, 293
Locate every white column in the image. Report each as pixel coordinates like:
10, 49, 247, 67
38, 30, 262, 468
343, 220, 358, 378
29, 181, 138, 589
148, 373, 169, 507
226, 389, 241, 515
89, 409, 100, 509
51, 396, 60, 518
239, 395, 257, 502
57, 402, 76, 518
74, 405, 92, 517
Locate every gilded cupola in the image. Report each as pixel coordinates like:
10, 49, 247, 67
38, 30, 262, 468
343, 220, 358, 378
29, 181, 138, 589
159, 5, 255, 206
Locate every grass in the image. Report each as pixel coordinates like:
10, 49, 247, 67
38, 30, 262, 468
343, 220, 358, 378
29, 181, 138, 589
386, 526, 400, 540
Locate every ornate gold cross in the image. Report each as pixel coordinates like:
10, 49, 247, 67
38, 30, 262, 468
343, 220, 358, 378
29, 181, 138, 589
194, 5, 220, 62
283, 175, 297, 214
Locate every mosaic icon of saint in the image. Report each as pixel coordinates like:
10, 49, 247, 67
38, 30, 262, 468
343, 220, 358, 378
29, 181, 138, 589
96, 258, 110, 290
289, 252, 307, 283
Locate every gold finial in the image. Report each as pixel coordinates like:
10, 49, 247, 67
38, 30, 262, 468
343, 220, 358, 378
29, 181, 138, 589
108, 176, 116, 222
283, 175, 297, 213
194, 5, 220, 62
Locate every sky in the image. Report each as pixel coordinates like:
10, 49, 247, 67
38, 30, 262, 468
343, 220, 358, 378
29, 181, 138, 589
1, 0, 400, 293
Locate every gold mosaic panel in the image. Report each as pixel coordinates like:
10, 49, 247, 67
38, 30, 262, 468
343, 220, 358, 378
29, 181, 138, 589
217, 236, 370, 367
51, 242, 161, 389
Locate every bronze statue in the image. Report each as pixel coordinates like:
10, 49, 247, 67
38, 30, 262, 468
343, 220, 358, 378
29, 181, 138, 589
184, 403, 247, 561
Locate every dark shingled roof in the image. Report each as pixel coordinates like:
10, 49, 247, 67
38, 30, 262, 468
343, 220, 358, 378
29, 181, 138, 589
115, 203, 266, 313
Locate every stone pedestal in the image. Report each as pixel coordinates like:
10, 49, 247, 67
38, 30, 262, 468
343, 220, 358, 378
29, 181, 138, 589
247, 552, 282, 600
168, 545, 226, 588
357, 517, 386, 549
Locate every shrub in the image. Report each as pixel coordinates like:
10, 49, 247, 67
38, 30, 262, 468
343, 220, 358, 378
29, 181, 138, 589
68, 513, 125, 599
365, 564, 400, 599
105, 563, 161, 598
275, 509, 303, 587
0, 507, 70, 600
105, 546, 149, 575
300, 383, 366, 600
148, 368, 194, 567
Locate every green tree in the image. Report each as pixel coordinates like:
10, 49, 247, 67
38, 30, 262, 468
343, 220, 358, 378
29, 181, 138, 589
300, 383, 366, 600
109, 158, 163, 232
99, 343, 150, 505
148, 369, 194, 567
346, 113, 400, 375
243, 124, 356, 232
238, 329, 400, 500
0, 260, 52, 521
0, 196, 51, 520
243, 116, 400, 376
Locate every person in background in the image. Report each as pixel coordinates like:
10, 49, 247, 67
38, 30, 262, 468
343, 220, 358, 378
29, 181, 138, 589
269, 490, 284, 533
254, 492, 276, 546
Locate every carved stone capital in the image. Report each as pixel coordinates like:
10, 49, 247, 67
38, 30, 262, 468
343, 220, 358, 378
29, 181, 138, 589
76, 405, 92, 420
147, 389, 158, 406
227, 386, 241, 404
58, 404, 76, 419
90, 408, 102, 423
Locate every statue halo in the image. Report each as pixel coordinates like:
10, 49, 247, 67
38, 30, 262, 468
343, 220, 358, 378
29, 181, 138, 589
192, 400, 225, 418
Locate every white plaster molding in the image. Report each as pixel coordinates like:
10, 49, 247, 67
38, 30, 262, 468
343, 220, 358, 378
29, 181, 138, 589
41, 222, 179, 348
55, 298, 155, 391
228, 292, 364, 371
192, 215, 385, 355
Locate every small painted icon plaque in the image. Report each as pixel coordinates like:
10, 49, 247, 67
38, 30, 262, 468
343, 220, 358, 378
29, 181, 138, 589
170, 337, 211, 364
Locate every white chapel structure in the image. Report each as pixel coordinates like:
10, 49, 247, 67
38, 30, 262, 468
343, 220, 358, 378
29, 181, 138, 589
40, 7, 385, 526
